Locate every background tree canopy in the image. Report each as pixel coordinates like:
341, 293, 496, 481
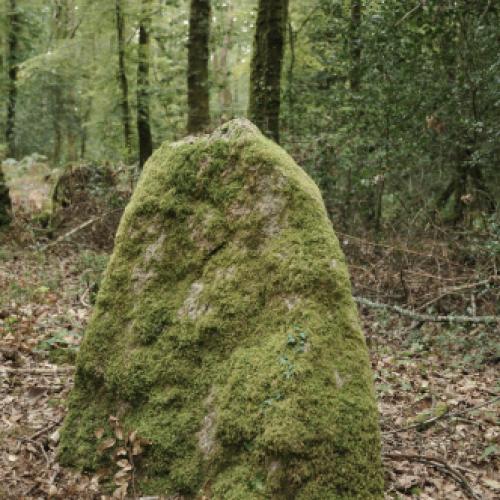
0, 0, 499, 232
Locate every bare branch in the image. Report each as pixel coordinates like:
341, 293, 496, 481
354, 296, 498, 324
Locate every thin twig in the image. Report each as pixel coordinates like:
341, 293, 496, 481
416, 276, 498, 311
80, 286, 91, 308
18, 437, 50, 464
40, 216, 99, 250
37, 208, 122, 251
384, 453, 482, 500
30, 417, 64, 441
1, 367, 75, 375
354, 296, 498, 324
394, 2, 423, 27
337, 231, 458, 264
384, 395, 500, 435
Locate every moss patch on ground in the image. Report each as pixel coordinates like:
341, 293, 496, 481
59, 119, 384, 498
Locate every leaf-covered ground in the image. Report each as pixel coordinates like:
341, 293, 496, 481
0, 208, 498, 500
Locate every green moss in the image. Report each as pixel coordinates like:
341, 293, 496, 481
59, 119, 384, 498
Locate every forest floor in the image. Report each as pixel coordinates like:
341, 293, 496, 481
0, 171, 498, 499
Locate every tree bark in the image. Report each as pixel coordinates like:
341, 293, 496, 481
248, 0, 289, 143
349, 0, 362, 92
115, 0, 132, 159
52, 91, 63, 164
137, 0, 153, 169
6, 0, 19, 159
0, 165, 12, 226
187, 0, 211, 134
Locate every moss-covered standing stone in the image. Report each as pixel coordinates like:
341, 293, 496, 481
59, 119, 384, 499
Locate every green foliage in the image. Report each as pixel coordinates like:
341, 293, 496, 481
282, 0, 500, 229
35, 328, 80, 364
1, 0, 498, 232
74, 250, 109, 303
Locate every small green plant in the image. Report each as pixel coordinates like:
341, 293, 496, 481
287, 325, 308, 353
35, 329, 81, 363
262, 391, 284, 409
248, 475, 266, 494
278, 355, 295, 379
276, 327, 310, 380
480, 444, 498, 461
36, 329, 81, 351
74, 251, 109, 303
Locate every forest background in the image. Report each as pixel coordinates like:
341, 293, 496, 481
1, 0, 498, 232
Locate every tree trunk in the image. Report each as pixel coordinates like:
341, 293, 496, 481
0, 165, 12, 226
342, 0, 362, 229
349, 0, 362, 92
80, 99, 92, 160
248, 0, 289, 143
115, 0, 132, 159
213, 4, 233, 117
285, 21, 296, 134
52, 90, 63, 164
187, 0, 211, 134
137, 0, 153, 169
6, 0, 19, 159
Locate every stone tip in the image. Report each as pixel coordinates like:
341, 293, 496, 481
210, 118, 261, 141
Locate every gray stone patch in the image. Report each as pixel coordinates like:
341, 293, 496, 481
197, 388, 217, 459
131, 233, 166, 292
178, 282, 210, 320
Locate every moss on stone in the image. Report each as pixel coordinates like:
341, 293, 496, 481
59, 119, 384, 498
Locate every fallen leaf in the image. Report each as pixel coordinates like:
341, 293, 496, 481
97, 437, 116, 453
482, 478, 500, 490
132, 441, 143, 456
128, 430, 137, 444
115, 425, 124, 440
49, 429, 60, 445
116, 459, 131, 470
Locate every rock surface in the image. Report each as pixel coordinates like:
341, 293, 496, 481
59, 119, 384, 498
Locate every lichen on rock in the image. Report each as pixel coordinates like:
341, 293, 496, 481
59, 119, 384, 498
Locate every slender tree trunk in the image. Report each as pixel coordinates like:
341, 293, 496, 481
349, 0, 362, 92
187, 0, 211, 134
53, 0, 81, 164
342, 0, 363, 229
52, 91, 63, 164
115, 0, 132, 159
248, 0, 289, 143
6, 0, 19, 159
80, 99, 92, 159
0, 165, 12, 226
215, 34, 233, 113
137, 0, 153, 169
52, 3, 65, 164
285, 21, 296, 134
213, 4, 233, 116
